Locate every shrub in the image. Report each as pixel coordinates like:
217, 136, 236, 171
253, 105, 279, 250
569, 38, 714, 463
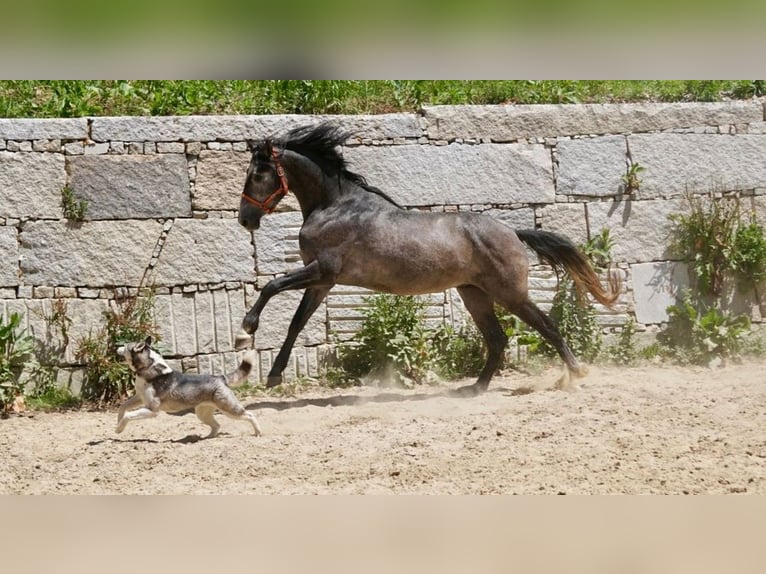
604, 318, 641, 366
657, 290, 751, 365
332, 294, 432, 386
76, 290, 159, 405
430, 323, 486, 380
0, 313, 35, 415
669, 193, 766, 296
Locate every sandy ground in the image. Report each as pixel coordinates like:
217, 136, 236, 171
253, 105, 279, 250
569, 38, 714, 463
1, 361, 765, 494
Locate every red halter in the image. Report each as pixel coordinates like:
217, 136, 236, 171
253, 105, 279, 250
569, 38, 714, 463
240, 148, 289, 214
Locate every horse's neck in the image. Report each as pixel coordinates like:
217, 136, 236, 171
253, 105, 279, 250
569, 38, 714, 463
285, 154, 335, 216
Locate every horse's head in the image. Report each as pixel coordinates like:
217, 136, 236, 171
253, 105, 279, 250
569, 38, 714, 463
239, 139, 289, 231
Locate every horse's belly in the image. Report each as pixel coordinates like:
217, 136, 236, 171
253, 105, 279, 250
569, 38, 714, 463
337, 256, 466, 295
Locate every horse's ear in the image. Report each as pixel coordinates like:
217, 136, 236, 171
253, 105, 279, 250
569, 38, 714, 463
263, 139, 274, 156
246, 139, 257, 152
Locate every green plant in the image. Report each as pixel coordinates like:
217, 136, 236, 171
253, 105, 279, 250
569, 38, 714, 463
622, 162, 645, 194
670, 193, 766, 296
333, 294, 432, 387
0, 313, 35, 415
670, 193, 736, 297
25, 386, 80, 411
75, 290, 159, 405
430, 323, 486, 380
658, 290, 751, 365
61, 185, 88, 221
581, 228, 615, 270
538, 230, 615, 362
731, 220, 766, 287
1, 81, 761, 118
605, 318, 640, 366
544, 275, 603, 362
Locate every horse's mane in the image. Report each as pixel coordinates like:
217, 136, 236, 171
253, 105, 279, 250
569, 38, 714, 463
275, 123, 403, 209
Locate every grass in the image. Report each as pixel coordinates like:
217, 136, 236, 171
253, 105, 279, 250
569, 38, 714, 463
0, 80, 763, 118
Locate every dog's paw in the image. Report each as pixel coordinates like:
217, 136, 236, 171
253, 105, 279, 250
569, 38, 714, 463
234, 330, 253, 351
115, 418, 128, 433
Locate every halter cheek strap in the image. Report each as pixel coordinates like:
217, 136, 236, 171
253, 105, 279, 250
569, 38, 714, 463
240, 149, 289, 214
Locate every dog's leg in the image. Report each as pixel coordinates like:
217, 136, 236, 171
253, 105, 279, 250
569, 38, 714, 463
116, 395, 143, 433
226, 410, 262, 437
195, 405, 221, 438
115, 407, 159, 433
215, 391, 262, 436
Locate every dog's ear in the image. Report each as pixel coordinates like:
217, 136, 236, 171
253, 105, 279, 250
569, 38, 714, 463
144, 335, 153, 347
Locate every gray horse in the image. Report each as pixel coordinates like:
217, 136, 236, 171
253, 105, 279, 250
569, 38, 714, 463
236, 123, 619, 394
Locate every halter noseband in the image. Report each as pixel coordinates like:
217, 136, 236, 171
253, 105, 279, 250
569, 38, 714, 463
240, 148, 289, 214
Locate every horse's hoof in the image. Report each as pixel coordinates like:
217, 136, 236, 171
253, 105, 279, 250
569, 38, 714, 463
554, 371, 580, 392
452, 383, 486, 397
265, 375, 282, 388
234, 331, 252, 351
572, 364, 589, 379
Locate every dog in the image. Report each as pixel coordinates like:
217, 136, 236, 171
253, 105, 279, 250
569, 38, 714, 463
115, 336, 261, 438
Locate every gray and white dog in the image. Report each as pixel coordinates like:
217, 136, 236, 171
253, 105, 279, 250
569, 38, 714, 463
115, 336, 261, 438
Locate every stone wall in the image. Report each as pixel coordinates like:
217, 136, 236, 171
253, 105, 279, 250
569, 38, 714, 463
1, 100, 765, 389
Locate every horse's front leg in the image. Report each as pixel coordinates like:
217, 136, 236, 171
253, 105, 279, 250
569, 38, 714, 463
265, 285, 332, 387
236, 260, 327, 348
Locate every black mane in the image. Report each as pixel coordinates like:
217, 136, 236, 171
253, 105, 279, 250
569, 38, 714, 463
275, 123, 403, 209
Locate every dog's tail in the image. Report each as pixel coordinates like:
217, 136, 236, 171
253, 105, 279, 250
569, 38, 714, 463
225, 350, 256, 387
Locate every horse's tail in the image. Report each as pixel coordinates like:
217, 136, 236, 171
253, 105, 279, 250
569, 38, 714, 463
516, 229, 620, 308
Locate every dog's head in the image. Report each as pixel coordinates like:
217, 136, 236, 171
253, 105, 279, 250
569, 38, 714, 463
116, 336, 173, 379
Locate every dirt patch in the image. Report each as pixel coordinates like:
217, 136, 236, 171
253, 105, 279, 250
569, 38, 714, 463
2, 361, 765, 494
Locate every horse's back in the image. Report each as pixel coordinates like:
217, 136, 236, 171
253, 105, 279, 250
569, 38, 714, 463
309, 203, 528, 295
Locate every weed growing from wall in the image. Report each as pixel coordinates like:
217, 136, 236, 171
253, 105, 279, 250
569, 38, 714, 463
60, 186, 88, 222
622, 162, 645, 194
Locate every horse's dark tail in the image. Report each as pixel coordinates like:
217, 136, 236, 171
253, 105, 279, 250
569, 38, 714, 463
516, 229, 620, 308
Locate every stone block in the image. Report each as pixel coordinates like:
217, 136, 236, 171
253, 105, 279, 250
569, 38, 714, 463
628, 134, 766, 197
587, 198, 685, 263
19, 220, 163, 287
254, 212, 304, 275
484, 207, 536, 231
0, 118, 88, 140
193, 150, 249, 210
631, 262, 690, 324
556, 136, 627, 197
0, 227, 19, 287
539, 203, 589, 246
150, 219, 256, 286
68, 154, 191, 220
342, 143, 554, 206
90, 113, 421, 143
422, 101, 764, 141
0, 152, 66, 219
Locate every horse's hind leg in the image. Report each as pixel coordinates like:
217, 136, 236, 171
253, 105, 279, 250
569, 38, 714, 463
456, 285, 508, 395
512, 298, 587, 390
